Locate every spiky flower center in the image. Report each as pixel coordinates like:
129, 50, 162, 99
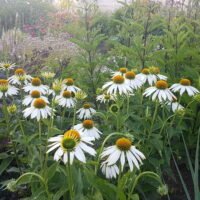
116, 138, 132, 151
125, 71, 136, 80
119, 68, 127, 73
63, 90, 72, 98
65, 78, 74, 86
156, 80, 168, 89
31, 90, 41, 98
180, 79, 191, 86
33, 98, 46, 108
4, 64, 11, 68
113, 75, 125, 84
0, 79, 8, 92
141, 68, 150, 75
32, 78, 41, 86
15, 68, 25, 76
83, 120, 94, 129
104, 94, 111, 100
62, 130, 81, 150
83, 103, 91, 109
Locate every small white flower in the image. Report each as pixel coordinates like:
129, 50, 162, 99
55, 90, 76, 108
102, 75, 132, 95
166, 101, 184, 113
143, 80, 176, 102
0, 79, 18, 98
62, 78, 80, 93
23, 98, 52, 121
111, 67, 127, 77
0, 62, 15, 71
76, 103, 96, 119
124, 71, 143, 90
8, 68, 32, 85
101, 162, 119, 179
101, 137, 145, 171
96, 93, 116, 103
74, 119, 102, 140
23, 90, 49, 106
47, 129, 96, 164
23, 77, 49, 95
170, 79, 199, 96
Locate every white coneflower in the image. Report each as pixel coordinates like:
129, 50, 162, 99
76, 103, 96, 119
101, 162, 119, 179
41, 72, 55, 79
23, 98, 52, 121
47, 129, 96, 164
96, 93, 116, 103
124, 71, 143, 90
102, 75, 132, 95
22, 90, 49, 106
0, 79, 18, 98
101, 137, 145, 171
111, 67, 128, 77
143, 80, 176, 102
149, 66, 167, 81
137, 68, 157, 86
8, 68, 32, 85
0, 62, 15, 71
62, 78, 80, 93
74, 119, 102, 140
55, 90, 76, 108
166, 101, 184, 113
23, 77, 49, 94
170, 79, 199, 96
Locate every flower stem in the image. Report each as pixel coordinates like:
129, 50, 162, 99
148, 101, 159, 138
67, 152, 74, 200
72, 105, 77, 127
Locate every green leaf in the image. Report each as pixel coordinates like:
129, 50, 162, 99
0, 158, 13, 175
130, 193, 140, 200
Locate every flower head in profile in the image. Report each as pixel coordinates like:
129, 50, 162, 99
143, 80, 176, 102
74, 119, 102, 140
111, 67, 127, 77
76, 103, 96, 119
41, 72, 55, 79
55, 90, 76, 108
47, 129, 96, 164
124, 71, 143, 90
9, 68, 32, 85
23, 90, 49, 106
52, 79, 63, 95
23, 98, 52, 121
170, 78, 199, 96
0, 62, 15, 71
23, 77, 49, 94
165, 101, 184, 113
149, 66, 167, 81
96, 92, 116, 104
62, 78, 80, 93
101, 162, 119, 179
0, 79, 18, 99
102, 75, 132, 95
101, 137, 145, 172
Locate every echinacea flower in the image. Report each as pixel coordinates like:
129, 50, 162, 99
23, 98, 52, 121
0, 62, 15, 71
23, 90, 49, 106
62, 78, 80, 93
9, 68, 32, 85
41, 72, 55, 79
0, 79, 18, 98
74, 119, 102, 140
137, 68, 157, 86
111, 67, 127, 77
170, 79, 199, 96
166, 101, 184, 113
55, 90, 76, 108
96, 93, 116, 103
101, 137, 145, 171
143, 80, 176, 102
102, 75, 132, 95
23, 77, 49, 94
47, 129, 96, 164
124, 71, 143, 90
149, 66, 167, 81
76, 103, 96, 119
101, 162, 119, 179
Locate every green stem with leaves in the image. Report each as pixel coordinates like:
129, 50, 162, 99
67, 152, 74, 200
